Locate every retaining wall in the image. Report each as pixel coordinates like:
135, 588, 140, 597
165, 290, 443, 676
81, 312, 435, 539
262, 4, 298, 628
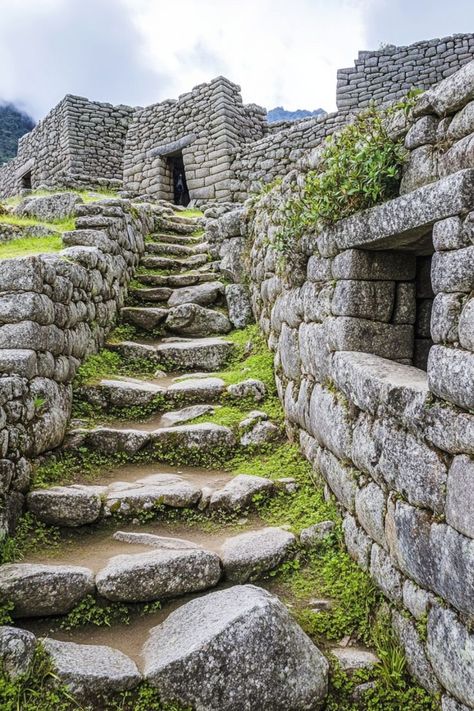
0, 198, 155, 537
213, 62, 474, 709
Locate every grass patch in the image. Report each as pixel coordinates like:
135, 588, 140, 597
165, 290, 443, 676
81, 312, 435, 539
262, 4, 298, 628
0, 235, 63, 259
0, 513, 61, 565
0, 214, 75, 231
176, 208, 203, 218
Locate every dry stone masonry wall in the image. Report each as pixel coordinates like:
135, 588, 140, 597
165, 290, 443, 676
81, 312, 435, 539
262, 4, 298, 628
209, 61, 474, 710
1, 34, 473, 203
0, 195, 155, 538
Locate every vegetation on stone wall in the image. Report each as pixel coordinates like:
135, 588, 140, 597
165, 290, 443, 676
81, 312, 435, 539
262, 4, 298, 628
0, 103, 35, 164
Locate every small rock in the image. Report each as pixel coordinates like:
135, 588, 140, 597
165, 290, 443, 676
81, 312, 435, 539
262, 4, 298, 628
352, 681, 377, 701
209, 474, 274, 511
42, 638, 141, 702
308, 598, 333, 611
227, 378, 266, 402
300, 521, 335, 549
197, 485, 213, 511
240, 420, 280, 447
165, 303, 231, 336
112, 531, 202, 550
238, 410, 268, 430
96, 548, 221, 602
167, 281, 224, 308
143, 585, 329, 711
331, 647, 379, 672
153, 369, 167, 378
0, 563, 95, 617
0, 626, 36, 678
221, 527, 297, 582
160, 404, 214, 427
275, 477, 299, 494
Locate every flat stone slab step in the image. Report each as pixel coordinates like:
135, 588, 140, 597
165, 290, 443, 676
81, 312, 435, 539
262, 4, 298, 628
129, 286, 172, 302
136, 271, 217, 288
120, 301, 231, 336
152, 232, 201, 245
221, 527, 297, 583
0, 563, 95, 618
145, 241, 208, 257
156, 217, 199, 235
140, 254, 208, 271
167, 280, 224, 308
107, 336, 234, 371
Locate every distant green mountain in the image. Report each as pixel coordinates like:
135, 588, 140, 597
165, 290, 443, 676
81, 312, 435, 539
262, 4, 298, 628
267, 106, 326, 123
0, 103, 35, 164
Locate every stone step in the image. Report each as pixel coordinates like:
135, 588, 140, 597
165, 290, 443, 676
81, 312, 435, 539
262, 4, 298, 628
140, 254, 209, 271
136, 271, 217, 288
120, 303, 231, 336
152, 232, 201, 245
78, 374, 227, 409
65, 422, 237, 458
130, 281, 224, 309
145, 241, 209, 257
107, 336, 234, 371
157, 217, 200, 235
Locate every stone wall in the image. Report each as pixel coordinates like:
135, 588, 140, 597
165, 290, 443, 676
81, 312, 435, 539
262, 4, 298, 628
0, 96, 134, 198
0, 197, 155, 537
337, 33, 474, 111
212, 62, 474, 709
122, 76, 267, 203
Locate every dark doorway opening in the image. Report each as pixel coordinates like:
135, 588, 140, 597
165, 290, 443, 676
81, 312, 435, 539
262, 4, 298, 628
21, 170, 32, 191
169, 153, 190, 206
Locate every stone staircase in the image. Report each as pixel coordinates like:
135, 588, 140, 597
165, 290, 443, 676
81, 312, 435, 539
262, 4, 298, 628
0, 211, 375, 709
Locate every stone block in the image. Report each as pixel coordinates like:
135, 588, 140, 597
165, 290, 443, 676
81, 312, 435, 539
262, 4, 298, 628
317, 448, 357, 513
431, 293, 463, 343
392, 282, 416, 324
405, 115, 439, 149
369, 544, 403, 602
415, 59, 474, 116
400, 145, 438, 194
447, 100, 474, 140
402, 580, 435, 621
332, 249, 416, 281
431, 246, 474, 293
432, 216, 470, 251
298, 322, 332, 382
427, 606, 474, 708
327, 317, 413, 361
427, 345, 474, 410
279, 324, 301, 380
458, 298, 474, 351
309, 383, 353, 459
342, 514, 372, 571
392, 610, 440, 694
446, 455, 474, 538
439, 134, 474, 178
355, 482, 386, 547
331, 280, 395, 322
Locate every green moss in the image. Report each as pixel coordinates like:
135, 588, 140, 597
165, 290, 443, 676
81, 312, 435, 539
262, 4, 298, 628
0, 214, 75, 231
176, 208, 203, 218
73, 350, 122, 386
0, 235, 63, 259
0, 513, 60, 564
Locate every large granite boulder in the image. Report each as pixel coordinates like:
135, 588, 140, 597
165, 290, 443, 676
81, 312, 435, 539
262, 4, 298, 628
0, 563, 95, 617
225, 283, 254, 329
167, 281, 224, 307
42, 639, 141, 702
143, 585, 329, 710
14, 192, 83, 220
221, 527, 297, 582
96, 548, 221, 602
104, 474, 201, 515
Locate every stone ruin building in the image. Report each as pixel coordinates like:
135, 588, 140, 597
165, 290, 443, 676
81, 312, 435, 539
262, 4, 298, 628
0, 32, 473, 711
1, 32, 474, 204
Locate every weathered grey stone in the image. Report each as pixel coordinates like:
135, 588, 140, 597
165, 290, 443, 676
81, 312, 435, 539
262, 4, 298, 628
96, 548, 221, 602
159, 404, 214, 427
415, 59, 474, 116
279, 323, 302, 380
0, 626, 36, 679
400, 145, 438, 194
331, 249, 416, 281
227, 378, 266, 402
432, 216, 470, 251
153, 337, 233, 371
318, 448, 357, 513
427, 606, 474, 708
370, 543, 403, 602
458, 298, 474, 351
432, 247, 474, 294
300, 521, 335, 548
392, 611, 440, 694
387, 499, 474, 616
42, 639, 140, 702
143, 585, 329, 711
165, 303, 231, 336
330, 647, 379, 672
225, 283, 253, 328
167, 281, 224, 308
77, 427, 150, 454
81, 377, 166, 409
439, 134, 474, 178
121, 306, 168, 331
355, 483, 386, 547
299, 322, 332, 382
331, 280, 395, 321
27, 485, 102, 526
441, 697, 471, 711
14, 192, 82, 220
112, 531, 201, 550
219, 236, 246, 281
403, 580, 433, 621
431, 293, 463, 343
221, 527, 297, 582
0, 563, 95, 617
167, 376, 225, 402
309, 384, 353, 460
447, 101, 474, 141
152, 422, 236, 454
210, 474, 274, 511
375, 419, 447, 515
342, 514, 372, 571
105, 476, 201, 516
240, 420, 279, 447
428, 345, 474, 410
423, 402, 474, 456
327, 316, 414, 361
405, 115, 439, 149
446, 455, 474, 538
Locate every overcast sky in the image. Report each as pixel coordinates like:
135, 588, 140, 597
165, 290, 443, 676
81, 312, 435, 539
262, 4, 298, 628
0, 0, 473, 119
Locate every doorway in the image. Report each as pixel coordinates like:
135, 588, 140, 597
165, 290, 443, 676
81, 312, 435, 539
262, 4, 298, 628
168, 153, 190, 206
21, 170, 32, 191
